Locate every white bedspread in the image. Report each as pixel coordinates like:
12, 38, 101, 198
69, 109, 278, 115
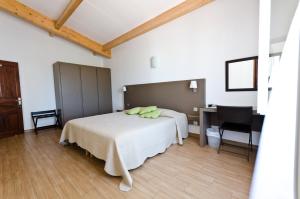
59, 110, 188, 191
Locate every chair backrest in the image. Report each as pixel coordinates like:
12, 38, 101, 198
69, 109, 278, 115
217, 106, 253, 125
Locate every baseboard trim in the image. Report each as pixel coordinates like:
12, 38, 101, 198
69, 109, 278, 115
24, 129, 35, 133
24, 126, 61, 134
189, 133, 199, 138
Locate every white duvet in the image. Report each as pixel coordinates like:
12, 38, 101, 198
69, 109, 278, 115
59, 109, 188, 191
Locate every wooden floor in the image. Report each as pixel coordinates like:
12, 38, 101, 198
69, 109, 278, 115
0, 129, 255, 199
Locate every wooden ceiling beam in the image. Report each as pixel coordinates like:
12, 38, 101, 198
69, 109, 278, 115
55, 0, 83, 29
103, 0, 213, 50
0, 0, 111, 58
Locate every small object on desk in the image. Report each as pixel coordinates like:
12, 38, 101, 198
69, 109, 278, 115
208, 104, 216, 108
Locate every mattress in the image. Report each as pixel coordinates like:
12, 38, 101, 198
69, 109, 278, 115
59, 109, 188, 191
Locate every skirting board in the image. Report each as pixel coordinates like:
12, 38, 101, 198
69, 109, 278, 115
189, 132, 199, 138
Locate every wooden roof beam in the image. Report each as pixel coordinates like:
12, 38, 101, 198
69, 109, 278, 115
55, 0, 83, 29
0, 0, 111, 58
103, 0, 213, 50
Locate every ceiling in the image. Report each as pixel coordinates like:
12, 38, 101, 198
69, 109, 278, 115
19, 0, 184, 43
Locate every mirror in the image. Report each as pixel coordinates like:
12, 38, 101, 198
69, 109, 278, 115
225, 56, 258, 92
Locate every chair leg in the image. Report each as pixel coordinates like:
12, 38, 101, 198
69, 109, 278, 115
55, 117, 59, 126
247, 131, 252, 162
217, 129, 224, 154
250, 132, 253, 152
248, 133, 251, 148
34, 118, 38, 135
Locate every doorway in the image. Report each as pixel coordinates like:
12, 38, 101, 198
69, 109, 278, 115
0, 60, 24, 138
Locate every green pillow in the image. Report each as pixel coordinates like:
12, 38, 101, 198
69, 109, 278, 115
140, 110, 161, 119
139, 106, 157, 115
126, 107, 141, 115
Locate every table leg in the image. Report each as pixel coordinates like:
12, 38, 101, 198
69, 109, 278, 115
200, 111, 209, 146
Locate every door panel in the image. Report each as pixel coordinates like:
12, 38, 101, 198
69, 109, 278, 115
81, 66, 99, 117
0, 60, 24, 138
60, 63, 83, 123
97, 68, 112, 114
0, 114, 5, 132
0, 65, 20, 98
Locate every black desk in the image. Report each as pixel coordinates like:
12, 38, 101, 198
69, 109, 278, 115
199, 107, 264, 146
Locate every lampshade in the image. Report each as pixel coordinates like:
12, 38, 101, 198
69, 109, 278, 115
190, 80, 197, 89
122, 86, 127, 92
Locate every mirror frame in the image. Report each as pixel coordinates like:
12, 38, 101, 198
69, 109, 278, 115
225, 56, 258, 92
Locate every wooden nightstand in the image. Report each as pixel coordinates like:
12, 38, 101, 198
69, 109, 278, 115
187, 114, 200, 126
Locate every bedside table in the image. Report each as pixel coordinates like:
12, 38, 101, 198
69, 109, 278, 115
187, 114, 200, 126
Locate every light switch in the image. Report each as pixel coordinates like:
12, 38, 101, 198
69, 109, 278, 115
193, 107, 198, 112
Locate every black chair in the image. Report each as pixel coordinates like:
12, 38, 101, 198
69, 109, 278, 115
217, 106, 253, 160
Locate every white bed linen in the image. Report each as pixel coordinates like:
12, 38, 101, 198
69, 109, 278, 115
59, 110, 188, 191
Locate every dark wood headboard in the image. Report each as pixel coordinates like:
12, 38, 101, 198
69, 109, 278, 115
124, 79, 206, 116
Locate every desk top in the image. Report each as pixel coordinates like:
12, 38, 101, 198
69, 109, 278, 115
200, 107, 262, 115
199, 107, 217, 112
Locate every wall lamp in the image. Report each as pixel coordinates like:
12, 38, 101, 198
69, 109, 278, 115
190, 80, 198, 92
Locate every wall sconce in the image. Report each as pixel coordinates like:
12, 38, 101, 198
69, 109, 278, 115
150, 56, 159, 68
190, 80, 197, 92
122, 86, 127, 92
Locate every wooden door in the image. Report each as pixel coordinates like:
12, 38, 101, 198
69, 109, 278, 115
0, 60, 24, 138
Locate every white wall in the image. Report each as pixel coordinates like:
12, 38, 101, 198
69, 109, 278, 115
104, 0, 259, 112
269, 0, 298, 55
271, 0, 298, 42
250, 2, 300, 197
0, 12, 104, 130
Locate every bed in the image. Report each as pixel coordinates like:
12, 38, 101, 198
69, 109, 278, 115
59, 108, 188, 191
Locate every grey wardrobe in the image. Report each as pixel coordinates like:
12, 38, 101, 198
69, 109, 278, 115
53, 62, 112, 125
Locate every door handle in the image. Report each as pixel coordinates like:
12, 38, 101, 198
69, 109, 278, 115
16, 97, 22, 106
